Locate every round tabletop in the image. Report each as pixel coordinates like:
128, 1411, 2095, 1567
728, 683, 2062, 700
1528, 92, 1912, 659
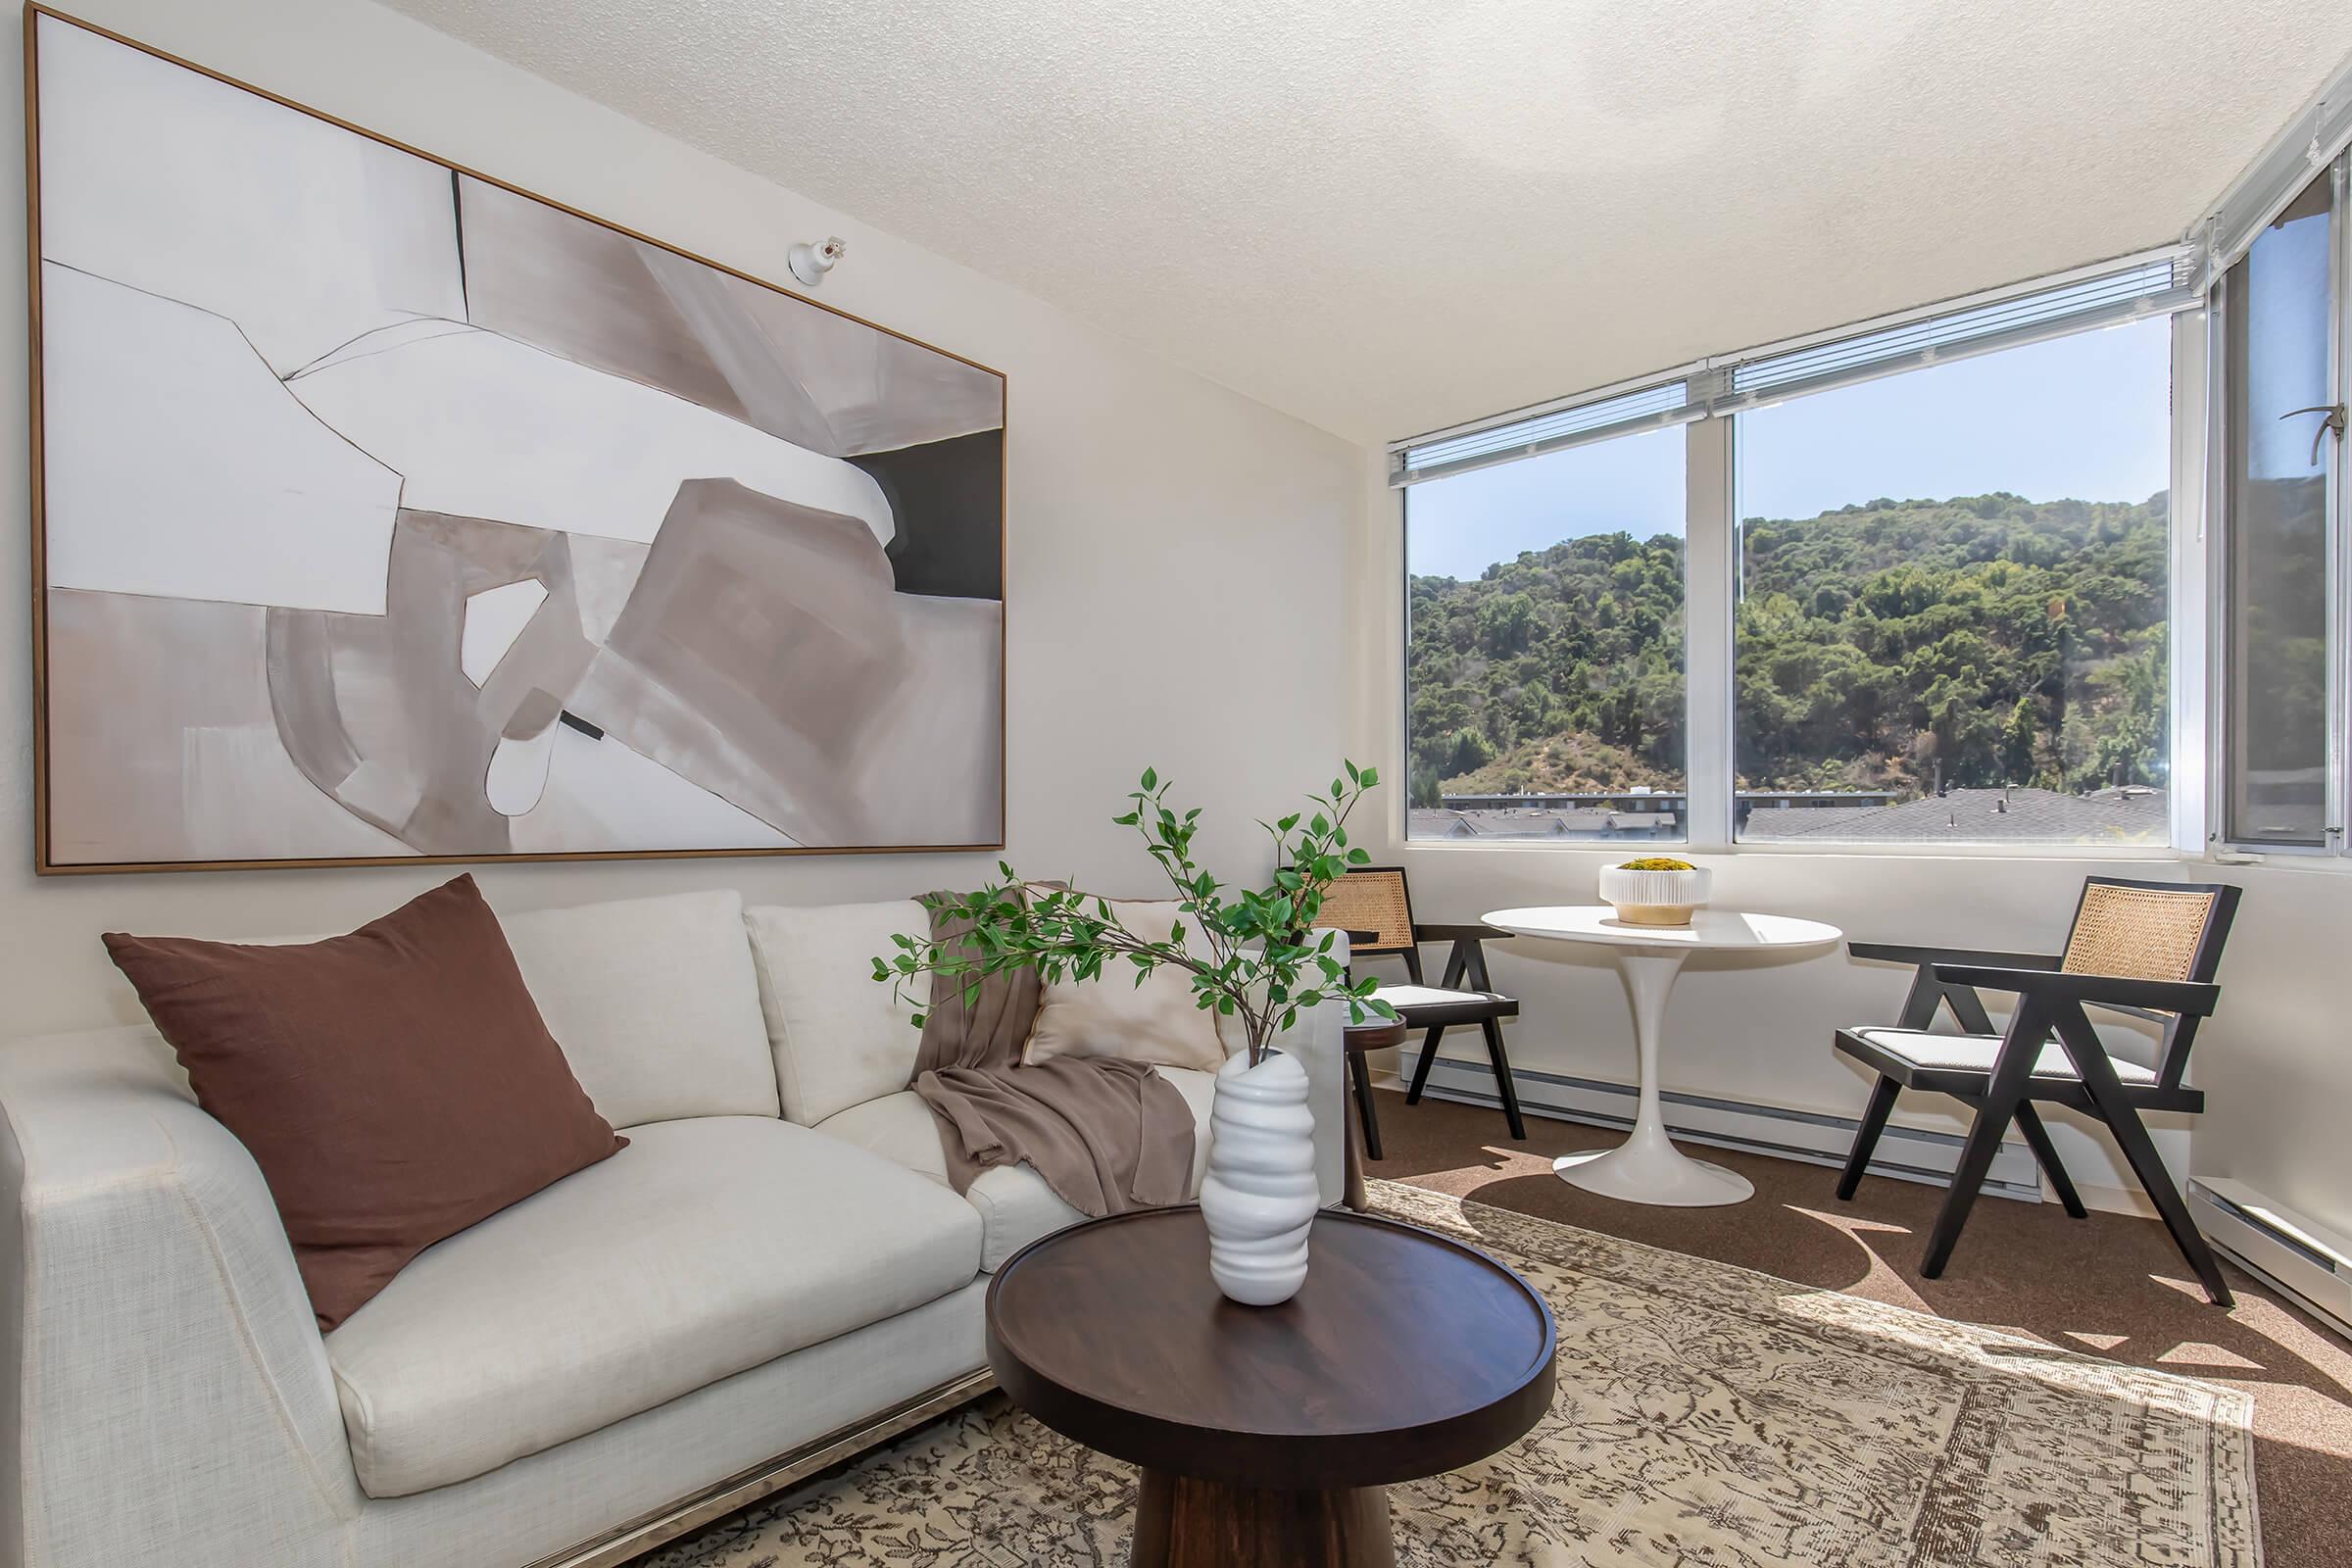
1340, 1018, 1408, 1053
985, 1206, 1556, 1491
1483, 905, 1842, 953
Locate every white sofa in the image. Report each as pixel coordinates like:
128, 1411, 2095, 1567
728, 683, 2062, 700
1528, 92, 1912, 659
0, 889, 1347, 1568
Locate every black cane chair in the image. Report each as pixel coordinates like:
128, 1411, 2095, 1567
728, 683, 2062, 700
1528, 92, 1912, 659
1833, 876, 2241, 1303
1311, 866, 1525, 1154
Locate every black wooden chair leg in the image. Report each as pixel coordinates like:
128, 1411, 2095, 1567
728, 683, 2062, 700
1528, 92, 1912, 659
2011, 1102, 2086, 1218
1838, 1075, 1900, 1200
1478, 1016, 1526, 1140
2094, 1098, 2233, 1306
1404, 1024, 1446, 1104
1921, 1097, 2019, 1278
1348, 1052, 1384, 1162
2054, 1012, 2236, 1307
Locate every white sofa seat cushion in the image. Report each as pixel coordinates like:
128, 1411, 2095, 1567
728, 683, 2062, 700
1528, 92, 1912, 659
814, 1066, 1217, 1271
323, 1115, 981, 1497
745, 900, 929, 1124
499, 889, 779, 1127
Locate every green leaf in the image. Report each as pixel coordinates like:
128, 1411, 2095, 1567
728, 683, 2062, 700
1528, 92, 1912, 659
1141, 765, 1158, 791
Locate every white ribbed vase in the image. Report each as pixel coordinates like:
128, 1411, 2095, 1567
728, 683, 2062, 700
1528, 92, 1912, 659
1199, 1046, 1319, 1306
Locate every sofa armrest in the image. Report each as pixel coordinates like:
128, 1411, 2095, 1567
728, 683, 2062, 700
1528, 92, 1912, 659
0, 1028, 362, 1567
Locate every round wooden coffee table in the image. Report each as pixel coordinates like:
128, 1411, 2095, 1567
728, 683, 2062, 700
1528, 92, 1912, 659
986, 1204, 1555, 1568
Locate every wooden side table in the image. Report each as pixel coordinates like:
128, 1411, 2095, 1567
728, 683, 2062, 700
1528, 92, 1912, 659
1340, 1018, 1407, 1210
986, 1205, 1555, 1568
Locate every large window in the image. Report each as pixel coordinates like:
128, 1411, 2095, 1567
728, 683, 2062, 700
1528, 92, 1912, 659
1733, 322, 2174, 847
1395, 251, 2202, 851
1396, 111, 2352, 858
2219, 167, 2339, 849
1404, 427, 1688, 843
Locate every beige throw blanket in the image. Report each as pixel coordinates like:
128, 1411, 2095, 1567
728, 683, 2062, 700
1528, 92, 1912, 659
908, 893, 1196, 1217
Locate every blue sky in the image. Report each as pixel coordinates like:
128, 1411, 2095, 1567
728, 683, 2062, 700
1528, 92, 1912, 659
1405, 317, 2175, 581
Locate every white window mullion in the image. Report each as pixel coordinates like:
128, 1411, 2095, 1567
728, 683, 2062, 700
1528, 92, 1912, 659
2171, 307, 2212, 857
1684, 416, 1736, 852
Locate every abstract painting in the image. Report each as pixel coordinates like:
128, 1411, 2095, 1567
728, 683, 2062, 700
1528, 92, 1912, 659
26, 9, 1005, 872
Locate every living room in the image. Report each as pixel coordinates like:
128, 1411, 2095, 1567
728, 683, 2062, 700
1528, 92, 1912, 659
3, 1, 2349, 1565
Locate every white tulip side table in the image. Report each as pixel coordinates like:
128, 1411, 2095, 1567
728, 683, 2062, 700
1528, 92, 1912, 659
1480, 906, 1843, 1207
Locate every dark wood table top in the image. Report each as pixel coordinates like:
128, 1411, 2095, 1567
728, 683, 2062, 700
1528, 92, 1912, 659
985, 1205, 1556, 1490
1341, 1018, 1408, 1053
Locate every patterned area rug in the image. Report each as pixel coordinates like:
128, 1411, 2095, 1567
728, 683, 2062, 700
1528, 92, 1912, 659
649, 1180, 2259, 1567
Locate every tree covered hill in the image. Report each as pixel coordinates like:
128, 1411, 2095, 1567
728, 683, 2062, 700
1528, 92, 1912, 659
1406, 492, 2169, 807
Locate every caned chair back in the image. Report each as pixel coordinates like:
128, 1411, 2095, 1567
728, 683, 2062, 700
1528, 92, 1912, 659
2058, 876, 2239, 1087
1312, 866, 1416, 956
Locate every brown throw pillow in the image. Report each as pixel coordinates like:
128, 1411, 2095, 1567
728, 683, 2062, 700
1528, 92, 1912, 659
103, 874, 625, 1332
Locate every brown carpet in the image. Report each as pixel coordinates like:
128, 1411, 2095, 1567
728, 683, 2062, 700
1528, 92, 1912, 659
1365, 1088, 2352, 1568
655, 1177, 2258, 1567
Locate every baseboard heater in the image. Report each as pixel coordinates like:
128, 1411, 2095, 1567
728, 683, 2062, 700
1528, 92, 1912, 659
1400, 1048, 2045, 1201
2188, 1177, 2352, 1338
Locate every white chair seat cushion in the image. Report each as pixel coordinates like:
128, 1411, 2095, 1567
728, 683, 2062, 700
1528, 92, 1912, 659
813, 1067, 1218, 1271
499, 889, 779, 1127
1371, 983, 1508, 1010
323, 1116, 981, 1497
1850, 1028, 2158, 1086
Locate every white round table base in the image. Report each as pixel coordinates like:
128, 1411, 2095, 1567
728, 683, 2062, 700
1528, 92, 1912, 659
1553, 1146, 1755, 1207
1480, 906, 1843, 1211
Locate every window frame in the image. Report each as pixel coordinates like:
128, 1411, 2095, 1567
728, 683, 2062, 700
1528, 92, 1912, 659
1393, 255, 2200, 858
2205, 151, 2352, 861
1396, 421, 1697, 845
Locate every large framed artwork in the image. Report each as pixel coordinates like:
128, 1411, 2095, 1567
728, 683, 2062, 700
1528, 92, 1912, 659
25, 8, 1006, 873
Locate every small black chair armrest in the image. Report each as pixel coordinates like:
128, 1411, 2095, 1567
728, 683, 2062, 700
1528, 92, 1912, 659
1413, 922, 1511, 944
1402, 923, 1509, 996
1931, 964, 2220, 1017
1848, 942, 2059, 969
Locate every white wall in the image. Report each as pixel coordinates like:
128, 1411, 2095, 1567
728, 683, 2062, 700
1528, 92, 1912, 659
1348, 456, 2352, 1242
0, 0, 1361, 1036
11, 0, 2343, 1255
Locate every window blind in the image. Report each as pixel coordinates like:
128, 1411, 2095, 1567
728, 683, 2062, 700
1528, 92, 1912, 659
1715, 252, 2198, 412
1390, 248, 2198, 487
1390, 374, 1697, 486
2201, 60, 2352, 276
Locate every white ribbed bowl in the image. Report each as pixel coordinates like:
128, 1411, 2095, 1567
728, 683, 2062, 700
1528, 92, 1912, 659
1597, 865, 1711, 927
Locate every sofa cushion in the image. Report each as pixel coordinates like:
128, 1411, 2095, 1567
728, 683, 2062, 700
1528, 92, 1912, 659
814, 1066, 1216, 1271
1022, 898, 1228, 1072
745, 900, 928, 1124
323, 1115, 981, 1496
103, 874, 627, 1331
499, 889, 779, 1127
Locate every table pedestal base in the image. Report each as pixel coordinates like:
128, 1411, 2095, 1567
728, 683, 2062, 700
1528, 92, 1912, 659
1132, 1469, 1394, 1568
1554, 1145, 1755, 1206
1548, 948, 1756, 1207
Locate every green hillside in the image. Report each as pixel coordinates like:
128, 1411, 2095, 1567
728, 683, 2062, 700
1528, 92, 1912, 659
1406, 492, 2169, 807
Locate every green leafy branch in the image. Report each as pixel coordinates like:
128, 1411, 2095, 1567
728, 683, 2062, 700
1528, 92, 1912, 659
871, 762, 1396, 1065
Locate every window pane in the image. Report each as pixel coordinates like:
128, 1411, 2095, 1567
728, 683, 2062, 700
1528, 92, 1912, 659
1733, 321, 2173, 846
1404, 428, 1687, 843
2222, 172, 2334, 847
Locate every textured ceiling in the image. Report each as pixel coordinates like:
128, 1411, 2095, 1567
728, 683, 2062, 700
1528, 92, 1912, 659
379, 0, 2352, 443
